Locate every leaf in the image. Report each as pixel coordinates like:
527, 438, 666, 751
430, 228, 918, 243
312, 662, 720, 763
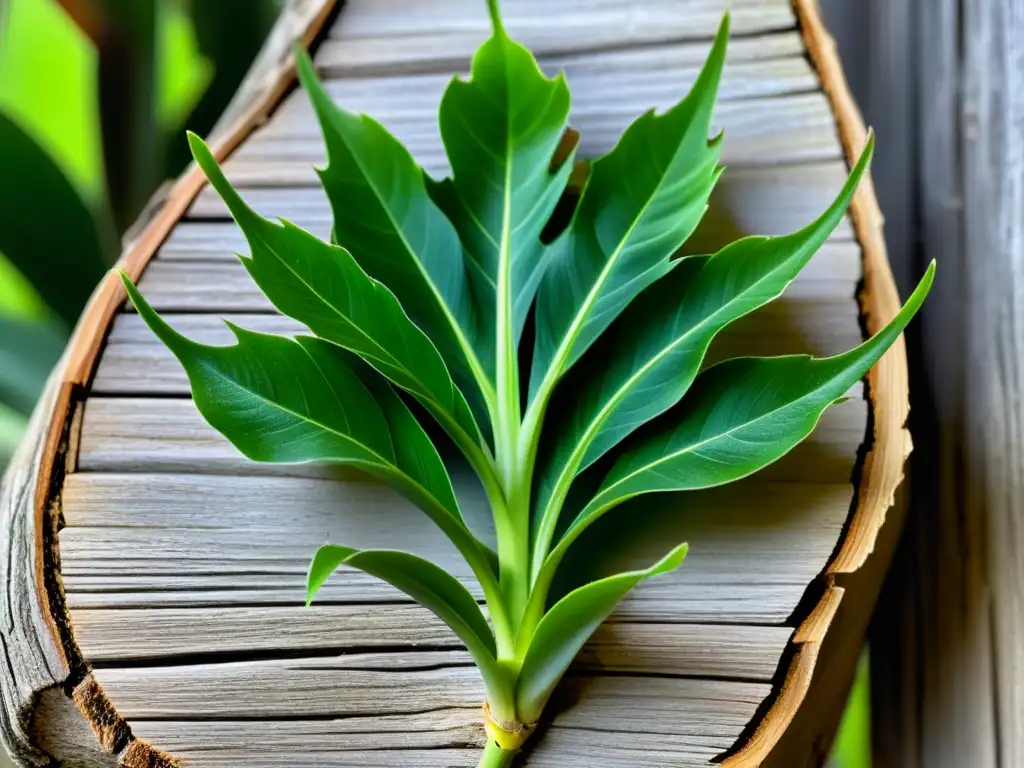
121, 274, 499, 586
515, 543, 688, 723
187, 134, 489, 471
0, 113, 112, 326
562, 261, 936, 550
528, 15, 729, 400
531, 136, 874, 564
294, 48, 492, 401
430, 14, 572, 351
308, 544, 513, 712
0, 314, 67, 414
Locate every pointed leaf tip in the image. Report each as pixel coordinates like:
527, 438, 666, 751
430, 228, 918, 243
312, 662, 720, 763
293, 41, 318, 89
515, 541, 690, 722
653, 542, 690, 575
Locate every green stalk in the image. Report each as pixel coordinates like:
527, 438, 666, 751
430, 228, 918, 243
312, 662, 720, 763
478, 739, 518, 768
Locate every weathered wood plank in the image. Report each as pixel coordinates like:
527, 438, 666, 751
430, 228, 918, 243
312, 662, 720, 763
94, 659, 767, 737
159, 134, 847, 258
189, 161, 857, 249
127, 715, 731, 767
92, 298, 863, 395
228, 52, 827, 182
74, 395, 864, 483
961, 1, 1024, 766
328, 0, 795, 66
71, 603, 790, 681
228, 93, 840, 184
315, 29, 805, 78
59, 469, 856, 623
132, 241, 860, 311
0, 373, 69, 767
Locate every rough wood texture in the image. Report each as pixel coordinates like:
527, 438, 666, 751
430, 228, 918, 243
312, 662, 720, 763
865, 0, 1024, 766
1, 0, 914, 765
0, 371, 69, 767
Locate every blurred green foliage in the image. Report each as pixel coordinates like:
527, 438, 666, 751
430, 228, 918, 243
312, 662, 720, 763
830, 649, 872, 768
0, 0, 278, 466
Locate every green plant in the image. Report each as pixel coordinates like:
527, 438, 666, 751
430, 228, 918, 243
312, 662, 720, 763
121, 5, 933, 765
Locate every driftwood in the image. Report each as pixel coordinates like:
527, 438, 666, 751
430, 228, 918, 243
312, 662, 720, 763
0, 0, 910, 765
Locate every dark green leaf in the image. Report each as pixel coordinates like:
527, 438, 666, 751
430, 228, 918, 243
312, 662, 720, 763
186, 133, 489, 470
0, 113, 113, 326
528, 15, 729, 400
530, 136, 874, 564
294, 48, 492, 401
308, 544, 514, 713
564, 261, 935, 549
430, 19, 572, 350
120, 274, 501, 586
515, 543, 688, 723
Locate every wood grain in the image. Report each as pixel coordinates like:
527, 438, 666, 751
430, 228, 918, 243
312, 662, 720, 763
228, 92, 841, 182
959, 0, 1023, 765
189, 161, 858, 250
315, 29, 805, 77
94, 302, 863, 396
59, 463, 859, 624
0, 372, 69, 767
130, 241, 861, 312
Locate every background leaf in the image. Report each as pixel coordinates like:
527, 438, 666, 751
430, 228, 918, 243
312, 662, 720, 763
0, 0, 105, 201
0, 315, 67, 415
0, 113, 112, 327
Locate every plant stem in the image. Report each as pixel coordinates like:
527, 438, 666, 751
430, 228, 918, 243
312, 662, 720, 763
493, 491, 530, 629
478, 739, 518, 768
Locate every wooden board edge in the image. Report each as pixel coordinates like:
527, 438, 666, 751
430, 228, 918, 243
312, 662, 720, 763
0, 2, 340, 765
719, 1, 912, 765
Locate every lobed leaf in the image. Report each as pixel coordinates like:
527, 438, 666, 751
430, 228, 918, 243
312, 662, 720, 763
515, 543, 688, 723
308, 545, 513, 713
294, 49, 493, 405
121, 274, 499, 585
530, 136, 874, 567
186, 134, 489, 473
562, 261, 935, 551
528, 14, 729, 401
430, 17, 572, 350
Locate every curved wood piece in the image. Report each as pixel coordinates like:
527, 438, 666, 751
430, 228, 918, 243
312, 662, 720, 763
1, 1, 911, 765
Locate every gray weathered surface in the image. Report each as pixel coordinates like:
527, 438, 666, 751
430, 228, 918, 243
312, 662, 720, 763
827, 0, 1024, 765
0, 373, 68, 767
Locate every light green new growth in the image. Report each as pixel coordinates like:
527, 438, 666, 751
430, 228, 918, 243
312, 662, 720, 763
120, 4, 933, 766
